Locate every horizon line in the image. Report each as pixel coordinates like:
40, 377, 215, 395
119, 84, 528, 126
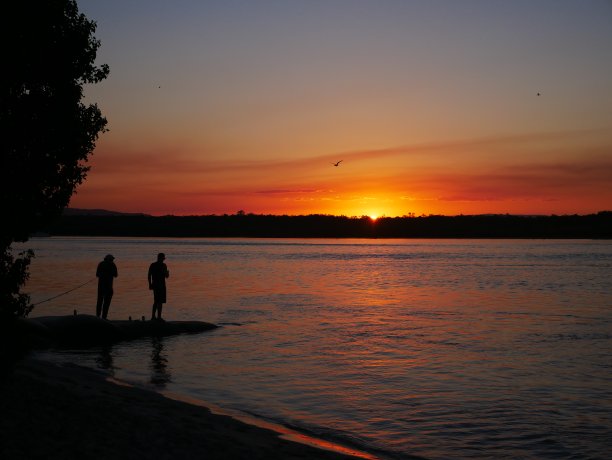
65, 208, 612, 219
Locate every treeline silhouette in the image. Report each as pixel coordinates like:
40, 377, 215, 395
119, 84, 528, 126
42, 211, 612, 238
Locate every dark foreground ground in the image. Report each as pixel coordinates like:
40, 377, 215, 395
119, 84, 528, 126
0, 357, 370, 460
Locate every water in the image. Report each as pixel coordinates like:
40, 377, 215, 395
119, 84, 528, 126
20, 237, 612, 459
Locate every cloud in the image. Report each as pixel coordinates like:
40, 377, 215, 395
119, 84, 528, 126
422, 156, 612, 202
255, 189, 324, 195
74, 128, 612, 215
90, 127, 608, 178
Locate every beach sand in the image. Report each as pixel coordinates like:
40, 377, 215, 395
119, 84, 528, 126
0, 356, 369, 460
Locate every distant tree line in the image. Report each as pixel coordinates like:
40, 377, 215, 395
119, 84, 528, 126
43, 211, 612, 239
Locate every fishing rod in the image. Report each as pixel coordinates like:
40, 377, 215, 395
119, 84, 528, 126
30, 278, 96, 307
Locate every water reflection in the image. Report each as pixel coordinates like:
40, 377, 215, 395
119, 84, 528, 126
95, 346, 115, 376
87, 337, 172, 388
149, 337, 172, 387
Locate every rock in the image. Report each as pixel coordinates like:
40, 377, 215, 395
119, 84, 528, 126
112, 319, 218, 340
30, 315, 123, 347
26, 315, 218, 348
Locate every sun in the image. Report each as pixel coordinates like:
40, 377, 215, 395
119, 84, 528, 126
369, 214, 378, 221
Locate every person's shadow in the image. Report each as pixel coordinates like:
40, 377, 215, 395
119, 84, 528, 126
149, 337, 172, 387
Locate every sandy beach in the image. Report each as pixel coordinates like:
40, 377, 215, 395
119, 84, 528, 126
0, 356, 370, 460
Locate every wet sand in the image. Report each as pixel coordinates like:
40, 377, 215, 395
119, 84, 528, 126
0, 357, 370, 460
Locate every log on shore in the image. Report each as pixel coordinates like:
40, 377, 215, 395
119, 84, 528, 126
22, 315, 218, 348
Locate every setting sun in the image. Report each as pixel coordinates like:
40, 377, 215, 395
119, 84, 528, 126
369, 214, 378, 221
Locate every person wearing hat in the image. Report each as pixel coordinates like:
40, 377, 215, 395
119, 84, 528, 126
96, 254, 118, 319
148, 252, 170, 320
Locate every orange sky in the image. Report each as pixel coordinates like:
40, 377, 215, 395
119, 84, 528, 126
72, 1, 612, 217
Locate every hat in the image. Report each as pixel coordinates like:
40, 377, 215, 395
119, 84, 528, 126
157, 252, 166, 260
104, 254, 115, 261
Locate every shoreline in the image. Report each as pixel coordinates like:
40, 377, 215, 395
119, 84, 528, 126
0, 356, 380, 460
160, 390, 380, 460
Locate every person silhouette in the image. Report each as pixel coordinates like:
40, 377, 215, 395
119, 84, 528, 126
96, 254, 118, 319
148, 252, 169, 320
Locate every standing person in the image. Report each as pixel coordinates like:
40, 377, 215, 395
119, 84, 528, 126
96, 254, 118, 319
148, 252, 169, 320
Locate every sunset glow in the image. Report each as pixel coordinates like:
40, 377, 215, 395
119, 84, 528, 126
73, 1, 612, 217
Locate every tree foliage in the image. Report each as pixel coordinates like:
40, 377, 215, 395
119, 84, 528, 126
1, 0, 108, 318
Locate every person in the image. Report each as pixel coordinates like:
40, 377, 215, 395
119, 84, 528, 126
148, 252, 169, 320
96, 254, 118, 319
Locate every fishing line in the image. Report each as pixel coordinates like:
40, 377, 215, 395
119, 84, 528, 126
30, 278, 96, 307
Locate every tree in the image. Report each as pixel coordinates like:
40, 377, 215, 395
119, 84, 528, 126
1, 0, 108, 318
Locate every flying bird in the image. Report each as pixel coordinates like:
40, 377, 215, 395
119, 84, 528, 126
332, 160, 343, 167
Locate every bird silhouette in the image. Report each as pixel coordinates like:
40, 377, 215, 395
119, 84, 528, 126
332, 160, 343, 167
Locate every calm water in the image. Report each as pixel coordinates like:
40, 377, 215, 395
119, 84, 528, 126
21, 237, 612, 459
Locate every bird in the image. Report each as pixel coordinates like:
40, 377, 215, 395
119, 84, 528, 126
537, 92, 541, 96
332, 160, 343, 167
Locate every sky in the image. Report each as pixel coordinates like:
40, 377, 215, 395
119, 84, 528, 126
73, 0, 612, 217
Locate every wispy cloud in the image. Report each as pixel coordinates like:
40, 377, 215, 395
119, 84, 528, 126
74, 128, 612, 215
90, 128, 607, 177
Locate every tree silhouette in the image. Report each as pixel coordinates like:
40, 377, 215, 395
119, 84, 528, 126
1, 0, 108, 318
